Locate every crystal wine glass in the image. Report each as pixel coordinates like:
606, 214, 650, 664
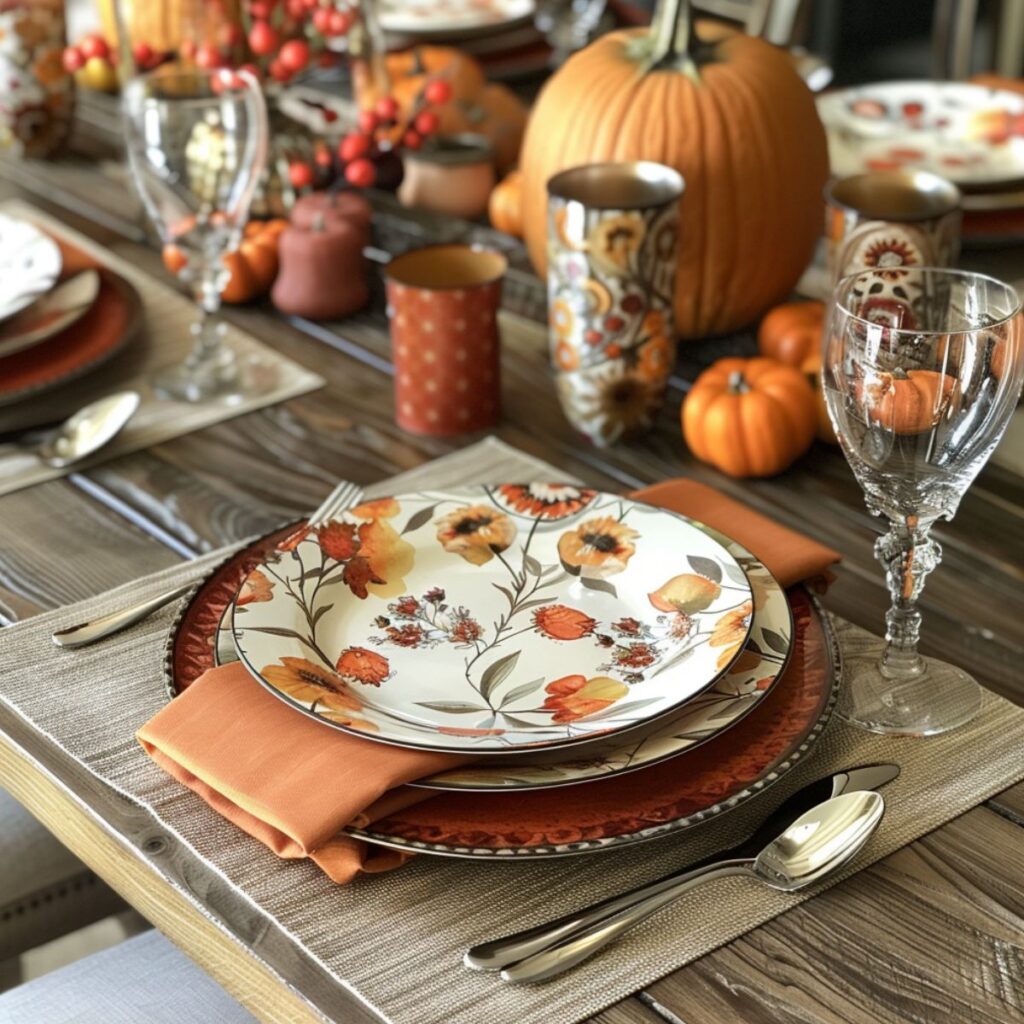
824, 267, 1022, 735
122, 68, 269, 402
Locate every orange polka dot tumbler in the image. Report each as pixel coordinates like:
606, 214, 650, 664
385, 243, 507, 436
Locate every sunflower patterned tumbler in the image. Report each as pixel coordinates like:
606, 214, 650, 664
546, 162, 684, 447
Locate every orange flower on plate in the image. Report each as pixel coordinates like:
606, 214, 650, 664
336, 646, 390, 686
557, 516, 639, 579
494, 484, 597, 521
436, 505, 517, 566
542, 674, 629, 724
317, 521, 360, 561
236, 569, 273, 606
350, 499, 414, 598
261, 657, 362, 713
533, 604, 597, 641
710, 601, 752, 669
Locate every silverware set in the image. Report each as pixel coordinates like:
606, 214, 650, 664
466, 765, 895, 982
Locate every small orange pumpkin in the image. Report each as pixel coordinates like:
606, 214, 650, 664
859, 368, 957, 435
489, 170, 523, 236
758, 300, 825, 366
162, 219, 287, 305
800, 350, 837, 444
683, 357, 817, 477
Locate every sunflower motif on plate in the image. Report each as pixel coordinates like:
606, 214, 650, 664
232, 486, 752, 755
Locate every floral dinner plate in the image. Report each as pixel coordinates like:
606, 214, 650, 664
414, 522, 791, 789
164, 518, 790, 792
231, 485, 753, 755
349, 587, 836, 858
818, 81, 1024, 190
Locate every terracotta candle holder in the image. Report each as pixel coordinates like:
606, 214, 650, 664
271, 201, 370, 321
290, 189, 372, 232
385, 243, 507, 436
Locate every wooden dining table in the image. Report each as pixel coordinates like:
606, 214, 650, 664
0, 114, 1023, 1024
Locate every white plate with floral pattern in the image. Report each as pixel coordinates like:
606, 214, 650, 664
413, 523, 790, 789
818, 81, 1024, 190
231, 485, 753, 755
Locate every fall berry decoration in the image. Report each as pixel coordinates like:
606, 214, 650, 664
682, 357, 818, 477
333, 83, 451, 191
62, 34, 121, 92
858, 368, 958, 436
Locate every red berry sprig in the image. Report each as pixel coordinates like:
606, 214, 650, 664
335, 79, 452, 189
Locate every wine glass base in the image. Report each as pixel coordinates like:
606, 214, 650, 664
152, 353, 277, 404
839, 649, 982, 736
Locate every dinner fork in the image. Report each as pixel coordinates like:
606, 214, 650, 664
52, 480, 365, 649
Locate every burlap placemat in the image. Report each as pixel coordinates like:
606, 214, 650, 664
2, 438, 1022, 1024
0, 200, 323, 496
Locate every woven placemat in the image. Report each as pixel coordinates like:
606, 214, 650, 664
0, 199, 323, 496
2, 438, 1023, 1024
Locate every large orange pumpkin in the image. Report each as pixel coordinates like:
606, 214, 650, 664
683, 357, 817, 477
520, 0, 829, 339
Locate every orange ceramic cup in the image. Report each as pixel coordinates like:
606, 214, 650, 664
385, 244, 507, 436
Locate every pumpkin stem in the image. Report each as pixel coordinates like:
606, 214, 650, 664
892, 367, 910, 380
726, 370, 749, 394
642, 0, 704, 80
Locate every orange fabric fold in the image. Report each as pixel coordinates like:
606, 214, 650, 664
631, 480, 839, 589
138, 665, 468, 882
139, 478, 840, 882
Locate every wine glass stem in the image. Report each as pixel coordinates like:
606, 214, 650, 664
186, 265, 228, 371
876, 514, 940, 680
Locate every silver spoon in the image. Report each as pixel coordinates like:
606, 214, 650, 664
497, 790, 884, 984
1, 391, 140, 468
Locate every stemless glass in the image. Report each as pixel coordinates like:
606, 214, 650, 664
825, 267, 1023, 735
123, 68, 269, 402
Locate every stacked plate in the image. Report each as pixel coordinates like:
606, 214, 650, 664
817, 81, 1024, 246
165, 484, 839, 860
0, 215, 142, 415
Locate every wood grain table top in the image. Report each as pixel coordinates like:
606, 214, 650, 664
0, 146, 1022, 1024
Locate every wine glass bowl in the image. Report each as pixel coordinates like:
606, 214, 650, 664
825, 267, 1022, 735
123, 68, 269, 402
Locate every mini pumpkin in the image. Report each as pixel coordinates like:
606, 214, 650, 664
489, 170, 523, 236
683, 356, 817, 477
859, 368, 958, 435
758, 300, 825, 366
161, 218, 287, 305
800, 350, 837, 444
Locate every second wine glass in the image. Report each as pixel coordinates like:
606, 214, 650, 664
123, 67, 269, 402
824, 267, 1022, 735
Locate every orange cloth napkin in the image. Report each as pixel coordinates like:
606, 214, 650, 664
139, 479, 839, 882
